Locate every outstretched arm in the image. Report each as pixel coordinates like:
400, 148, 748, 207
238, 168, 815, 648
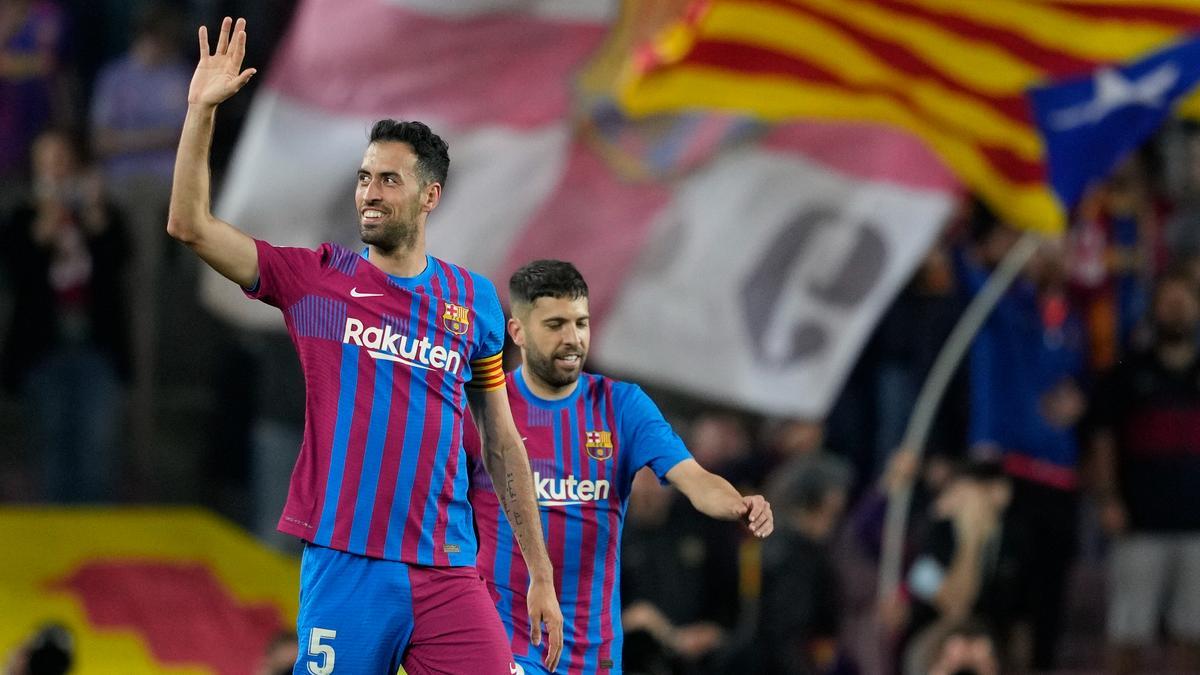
666, 459, 773, 537
166, 16, 259, 288
468, 386, 564, 672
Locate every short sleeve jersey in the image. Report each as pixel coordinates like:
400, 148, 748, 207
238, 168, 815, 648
465, 368, 692, 673
246, 240, 506, 566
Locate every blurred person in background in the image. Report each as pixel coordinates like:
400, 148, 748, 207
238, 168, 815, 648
0, 128, 130, 502
3, 623, 73, 675
746, 451, 853, 674
622, 469, 743, 675
0, 0, 65, 193
1089, 269, 1200, 674
759, 417, 833, 485
687, 411, 762, 488
869, 222, 968, 475
1069, 152, 1165, 372
89, 1, 190, 457
925, 619, 1001, 675
903, 461, 1029, 674
958, 209, 1087, 670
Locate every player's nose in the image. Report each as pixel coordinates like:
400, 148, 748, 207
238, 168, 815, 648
361, 178, 384, 202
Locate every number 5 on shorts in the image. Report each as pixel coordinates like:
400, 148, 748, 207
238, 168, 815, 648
307, 628, 336, 674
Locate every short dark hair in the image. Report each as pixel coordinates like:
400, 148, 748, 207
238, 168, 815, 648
767, 454, 853, 513
368, 119, 450, 187
509, 260, 589, 308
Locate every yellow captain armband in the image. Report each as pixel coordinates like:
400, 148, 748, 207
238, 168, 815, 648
466, 352, 506, 391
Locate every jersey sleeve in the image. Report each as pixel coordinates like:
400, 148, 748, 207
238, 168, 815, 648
243, 239, 326, 309
615, 382, 692, 483
466, 274, 507, 392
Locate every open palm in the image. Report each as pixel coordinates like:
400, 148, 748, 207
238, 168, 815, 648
189, 17, 256, 107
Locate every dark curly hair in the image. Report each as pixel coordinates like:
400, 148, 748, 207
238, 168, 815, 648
368, 119, 450, 187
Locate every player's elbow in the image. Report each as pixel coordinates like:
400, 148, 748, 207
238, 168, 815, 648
166, 212, 202, 245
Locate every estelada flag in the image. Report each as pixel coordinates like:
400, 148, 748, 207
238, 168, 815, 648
614, 0, 1200, 233
1031, 35, 1200, 210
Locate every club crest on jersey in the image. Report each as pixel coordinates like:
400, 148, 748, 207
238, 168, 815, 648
442, 302, 470, 335
585, 430, 613, 461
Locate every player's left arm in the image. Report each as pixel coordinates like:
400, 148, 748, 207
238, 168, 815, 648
666, 459, 773, 538
467, 385, 564, 671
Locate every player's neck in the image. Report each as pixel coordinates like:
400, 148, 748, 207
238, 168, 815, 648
520, 364, 578, 401
367, 241, 427, 278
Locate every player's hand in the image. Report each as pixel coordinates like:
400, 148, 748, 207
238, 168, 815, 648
743, 495, 773, 538
527, 577, 564, 671
189, 17, 256, 107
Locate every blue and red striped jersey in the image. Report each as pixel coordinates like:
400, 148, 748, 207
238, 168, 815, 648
466, 368, 691, 674
246, 240, 506, 566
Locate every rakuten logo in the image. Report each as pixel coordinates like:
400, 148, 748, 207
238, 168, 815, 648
535, 471, 610, 506
342, 318, 464, 374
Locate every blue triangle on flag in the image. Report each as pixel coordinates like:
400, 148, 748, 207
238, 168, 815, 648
1028, 36, 1200, 210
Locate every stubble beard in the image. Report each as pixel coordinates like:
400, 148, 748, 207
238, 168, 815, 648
526, 343, 583, 390
361, 204, 420, 254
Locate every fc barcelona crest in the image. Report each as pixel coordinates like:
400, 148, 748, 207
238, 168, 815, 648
442, 302, 470, 335
585, 430, 613, 461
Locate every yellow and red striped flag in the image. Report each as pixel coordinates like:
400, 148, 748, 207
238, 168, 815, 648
614, 0, 1200, 234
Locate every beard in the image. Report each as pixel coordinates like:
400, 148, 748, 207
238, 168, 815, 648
525, 342, 585, 390
360, 200, 422, 253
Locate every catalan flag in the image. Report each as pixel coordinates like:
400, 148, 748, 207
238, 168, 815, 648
613, 0, 1200, 233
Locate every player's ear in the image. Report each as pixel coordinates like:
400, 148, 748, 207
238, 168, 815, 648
507, 316, 525, 347
421, 181, 441, 213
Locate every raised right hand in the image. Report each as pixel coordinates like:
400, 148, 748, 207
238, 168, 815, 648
189, 17, 256, 107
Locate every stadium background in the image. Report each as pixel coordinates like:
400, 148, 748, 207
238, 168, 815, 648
4, 0, 1200, 672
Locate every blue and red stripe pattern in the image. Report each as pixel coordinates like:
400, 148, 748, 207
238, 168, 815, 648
246, 240, 505, 566
467, 368, 691, 674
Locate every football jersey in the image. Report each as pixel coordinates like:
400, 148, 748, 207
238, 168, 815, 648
466, 368, 691, 674
246, 239, 506, 566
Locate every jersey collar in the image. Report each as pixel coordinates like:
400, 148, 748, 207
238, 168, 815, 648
514, 365, 583, 409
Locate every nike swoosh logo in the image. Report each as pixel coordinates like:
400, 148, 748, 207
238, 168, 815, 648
350, 287, 384, 298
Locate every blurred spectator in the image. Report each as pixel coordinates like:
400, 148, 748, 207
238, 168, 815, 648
869, 231, 967, 473
1069, 153, 1165, 371
88, 1, 189, 459
1164, 125, 1200, 260
0, 128, 130, 502
960, 213, 1086, 670
687, 411, 762, 488
622, 468, 740, 674
851, 448, 957, 566
926, 619, 1002, 675
749, 452, 853, 674
759, 417, 830, 486
1090, 269, 1200, 674
0, 0, 65, 185
256, 631, 297, 675
3, 623, 73, 675
903, 461, 1028, 674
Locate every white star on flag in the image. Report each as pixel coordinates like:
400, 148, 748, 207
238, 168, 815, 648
1050, 63, 1180, 130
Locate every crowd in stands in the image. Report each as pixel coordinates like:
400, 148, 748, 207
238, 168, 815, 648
5, 1, 1200, 673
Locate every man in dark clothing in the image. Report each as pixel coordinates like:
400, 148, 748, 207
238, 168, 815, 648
753, 453, 854, 674
1091, 270, 1200, 673
904, 461, 1031, 673
0, 129, 131, 502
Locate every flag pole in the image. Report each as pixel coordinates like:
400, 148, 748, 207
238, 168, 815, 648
877, 230, 1041, 603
